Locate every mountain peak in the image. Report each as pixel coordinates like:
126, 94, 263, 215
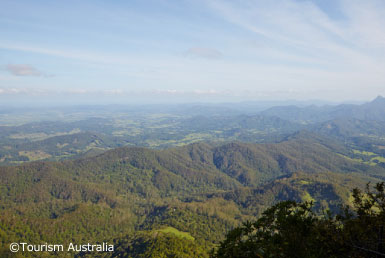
372, 95, 385, 103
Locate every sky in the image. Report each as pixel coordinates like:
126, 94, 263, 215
1, 0, 385, 104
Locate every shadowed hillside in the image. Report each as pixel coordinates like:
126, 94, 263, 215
1, 133, 385, 257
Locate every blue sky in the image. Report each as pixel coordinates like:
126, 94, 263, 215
1, 0, 385, 104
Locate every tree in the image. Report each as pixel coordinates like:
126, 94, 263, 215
212, 182, 385, 258
336, 182, 385, 257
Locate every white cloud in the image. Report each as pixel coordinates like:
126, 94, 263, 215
0, 43, 128, 65
1, 0, 385, 101
6, 64, 42, 76
208, 0, 385, 68
184, 47, 223, 59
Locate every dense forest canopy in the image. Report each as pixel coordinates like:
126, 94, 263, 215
1, 97, 385, 257
212, 182, 385, 258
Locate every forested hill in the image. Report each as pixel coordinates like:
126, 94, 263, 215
1, 133, 385, 257
1, 96, 385, 166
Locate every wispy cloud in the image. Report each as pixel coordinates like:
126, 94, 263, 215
0, 43, 132, 65
207, 0, 385, 70
184, 47, 223, 59
0, 87, 356, 102
0, 87, 225, 96
6, 64, 43, 76
1, 0, 385, 101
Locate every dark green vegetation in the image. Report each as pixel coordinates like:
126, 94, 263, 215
0, 97, 385, 257
1, 96, 384, 165
213, 182, 385, 258
0, 115, 302, 165
1, 132, 385, 257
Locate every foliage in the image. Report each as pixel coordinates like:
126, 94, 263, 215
212, 182, 385, 258
0, 129, 385, 257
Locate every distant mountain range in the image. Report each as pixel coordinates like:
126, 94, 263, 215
1, 97, 385, 256
261, 95, 385, 123
1, 96, 385, 166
